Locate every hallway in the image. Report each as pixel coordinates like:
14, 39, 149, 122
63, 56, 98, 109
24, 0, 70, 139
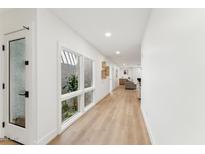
50, 86, 150, 145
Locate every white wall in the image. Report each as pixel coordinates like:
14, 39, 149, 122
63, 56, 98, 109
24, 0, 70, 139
142, 9, 205, 144
0, 9, 36, 34
36, 9, 118, 144
0, 9, 37, 143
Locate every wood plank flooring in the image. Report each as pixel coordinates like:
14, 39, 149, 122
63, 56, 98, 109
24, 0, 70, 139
50, 86, 151, 145
0, 140, 18, 145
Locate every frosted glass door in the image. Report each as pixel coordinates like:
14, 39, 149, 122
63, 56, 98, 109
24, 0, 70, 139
9, 38, 26, 128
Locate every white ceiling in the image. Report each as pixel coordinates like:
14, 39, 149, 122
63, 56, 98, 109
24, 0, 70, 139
0, 8, 151, 66
53, 9, 151, 67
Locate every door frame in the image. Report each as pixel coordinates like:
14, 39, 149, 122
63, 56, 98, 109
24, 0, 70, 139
0, 35, 4, 139
1, 25, 35, 144
109, 66, 114, 93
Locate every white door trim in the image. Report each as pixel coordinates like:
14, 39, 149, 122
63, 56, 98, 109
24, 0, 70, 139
0, 35, 4, 139
3, 25, 33, 144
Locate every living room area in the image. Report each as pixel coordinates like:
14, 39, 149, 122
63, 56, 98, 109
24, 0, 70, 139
119, 66, 141, 93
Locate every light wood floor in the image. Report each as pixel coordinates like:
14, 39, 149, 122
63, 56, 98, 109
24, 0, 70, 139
50, 86, 150, 145
0, 140, 18, 145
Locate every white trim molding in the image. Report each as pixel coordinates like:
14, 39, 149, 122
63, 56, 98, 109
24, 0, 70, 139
140, 104, 155, 145
37, 128, 58, 145
0, 35, 4, 138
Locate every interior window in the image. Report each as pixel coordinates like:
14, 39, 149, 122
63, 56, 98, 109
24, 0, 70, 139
61, 49, 80, 95
84, 57, 93, 88
84, 91, 93, 107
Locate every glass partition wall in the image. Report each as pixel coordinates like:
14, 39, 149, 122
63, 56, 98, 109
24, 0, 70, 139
84, 57, 93, 88
84, 57, 94, 108
61, 49, 80, 95
60, 46, 94, 126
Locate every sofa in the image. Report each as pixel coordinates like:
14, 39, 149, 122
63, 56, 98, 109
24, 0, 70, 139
125, 81, 136, 90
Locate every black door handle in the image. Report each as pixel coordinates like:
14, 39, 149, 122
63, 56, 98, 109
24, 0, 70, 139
18, 91, 29, 98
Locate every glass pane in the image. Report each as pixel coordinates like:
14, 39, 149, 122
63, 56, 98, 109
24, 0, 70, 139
84, 91, 93, 107
84, 58, 93, 88
9, 38, 26, 128
62, 96, 79, 122
61, 49, 80, 95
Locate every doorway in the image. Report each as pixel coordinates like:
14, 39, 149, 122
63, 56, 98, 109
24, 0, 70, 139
109, 66, 113, 93
2, 28, 31, 144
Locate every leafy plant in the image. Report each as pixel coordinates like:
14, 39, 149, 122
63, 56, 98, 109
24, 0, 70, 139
62, 74, 79, 121
62, 100, 69, 121
62, 100, 77, 120
62, 101, 69, 113
63, 74, 78, 93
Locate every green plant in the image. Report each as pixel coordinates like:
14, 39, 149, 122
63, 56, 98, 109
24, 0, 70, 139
62, 101, 69, 112
63, 74, 78, 93
62, 74, 79, 121
62, 98, 79, 121
62, 100, 77, 121
62, 101, 69, 121
73, 97, 78, 111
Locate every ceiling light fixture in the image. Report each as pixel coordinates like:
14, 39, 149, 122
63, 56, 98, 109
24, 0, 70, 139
123, 64, 125, 66
116, 51, 120, 55
105, 32, 112, 37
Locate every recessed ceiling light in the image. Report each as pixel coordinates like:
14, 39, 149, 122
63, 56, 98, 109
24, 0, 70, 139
105, 32, 112, 37
116, 51, 120, 55
123, 64, 125, 66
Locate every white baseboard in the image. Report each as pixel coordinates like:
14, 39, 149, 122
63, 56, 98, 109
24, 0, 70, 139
60, 112, 83, 133
84, 102, 95, 112
140, 104, 155, 145
37, 128, 58, 145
